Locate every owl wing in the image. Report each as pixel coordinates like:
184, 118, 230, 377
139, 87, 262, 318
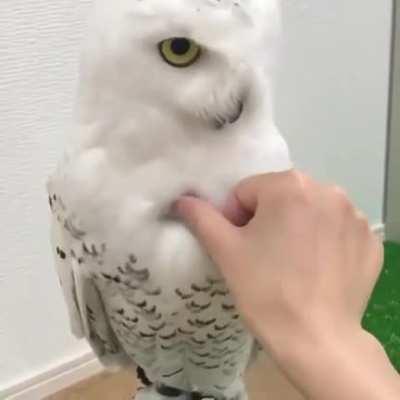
48, 185, 132, 369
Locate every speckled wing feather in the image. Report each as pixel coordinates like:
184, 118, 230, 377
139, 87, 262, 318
48, 186, 132, 368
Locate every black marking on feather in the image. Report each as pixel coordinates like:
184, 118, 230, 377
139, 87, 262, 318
143, 305, 156, 315
188, 301, 212, 311
191, 283, 212, 293
192, 351, 210, 358
149, 322, 166, 332
204, 364, 220, 370
82, 242, 93, 256
64, 219, 86, 239
232, 314, 240, 320
211, 289, 229, 297
214, 322, 231, 331
56, 247, 66, 260
86, 306, 96, 322
222, 303, 236, 312
195, 317, 216, 327
117, 309, 125, 315
125, 263, 149, 281
159, 330, 177, 340
129, 254, 138, 263
189, 359, 205, 367
133, 299, 147, 308
185, 307, 203, 315
175, 289, 193, 300
178, 328, 195, 335
86, 306, 94, 314
139, 331, 156, 338
191, 337, 206, 345
126, 316, 139, 323
206, 332, 224, 340
162, 368, 184, 378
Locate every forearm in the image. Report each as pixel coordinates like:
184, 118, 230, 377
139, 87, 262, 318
264, 327, 400, 400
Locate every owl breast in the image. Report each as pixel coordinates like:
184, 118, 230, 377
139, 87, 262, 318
94, 250, 254, 392
56, 120, 289, 391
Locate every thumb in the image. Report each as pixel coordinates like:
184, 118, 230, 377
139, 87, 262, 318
175, 196, 242, 268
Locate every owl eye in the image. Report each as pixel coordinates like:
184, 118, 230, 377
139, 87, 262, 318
158, 38, 201, 68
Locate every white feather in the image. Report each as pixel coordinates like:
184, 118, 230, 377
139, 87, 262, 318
48, 0, 291, 398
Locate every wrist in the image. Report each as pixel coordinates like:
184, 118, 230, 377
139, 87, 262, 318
260, 322, 400, 400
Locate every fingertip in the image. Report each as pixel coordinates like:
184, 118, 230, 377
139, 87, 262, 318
174, 195, 242, 266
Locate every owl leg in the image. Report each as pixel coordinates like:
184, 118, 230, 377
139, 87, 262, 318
187, 379, 247, 400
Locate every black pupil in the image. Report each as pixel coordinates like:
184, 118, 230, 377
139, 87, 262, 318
170, 38, 191, 55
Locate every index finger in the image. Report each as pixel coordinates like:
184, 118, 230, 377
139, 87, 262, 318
233, 169, 301, 214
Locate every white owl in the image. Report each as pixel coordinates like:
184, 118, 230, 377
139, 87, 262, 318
48, 0, 292, 399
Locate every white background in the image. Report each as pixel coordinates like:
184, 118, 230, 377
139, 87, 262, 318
0, 0, 392, 390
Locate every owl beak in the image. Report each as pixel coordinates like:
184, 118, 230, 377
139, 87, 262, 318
213, 100, 244, 130
228, 100, 244, 124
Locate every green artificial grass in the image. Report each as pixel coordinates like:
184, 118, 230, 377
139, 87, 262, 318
363, 241, 400, 372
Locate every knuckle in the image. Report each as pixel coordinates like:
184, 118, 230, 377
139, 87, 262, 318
330, 185, 352, 210
283, 185, 313, 210
357, 212, 370, 232
259, 171, 314, 209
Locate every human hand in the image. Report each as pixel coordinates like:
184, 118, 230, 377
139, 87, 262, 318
175, 170, 383, 353
175, 171, 396, 399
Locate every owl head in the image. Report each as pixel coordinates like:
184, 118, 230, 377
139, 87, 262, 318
77, 0, 281, 142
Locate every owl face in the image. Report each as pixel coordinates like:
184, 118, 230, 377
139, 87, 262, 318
79, 0, 281, 133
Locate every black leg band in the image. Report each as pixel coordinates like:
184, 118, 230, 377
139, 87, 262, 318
156, 384, 184, 397
137, 366, 152, 387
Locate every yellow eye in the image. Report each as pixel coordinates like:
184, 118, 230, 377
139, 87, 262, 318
159, 38, 201, 68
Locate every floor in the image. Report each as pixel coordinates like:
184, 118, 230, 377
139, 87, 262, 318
47, 355, 304, 400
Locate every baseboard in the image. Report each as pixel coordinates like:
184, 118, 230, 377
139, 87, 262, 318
1, 224, 385, 400
1, 351, 104, 400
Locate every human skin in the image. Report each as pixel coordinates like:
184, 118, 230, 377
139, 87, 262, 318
175, 171, 400, 400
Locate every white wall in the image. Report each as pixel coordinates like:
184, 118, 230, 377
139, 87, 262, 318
277, 0, 392, 224
0, 0, 92, 391
0, 0, 392, 392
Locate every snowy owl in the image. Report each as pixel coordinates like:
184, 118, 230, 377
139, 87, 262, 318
48, 0, 291, 399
